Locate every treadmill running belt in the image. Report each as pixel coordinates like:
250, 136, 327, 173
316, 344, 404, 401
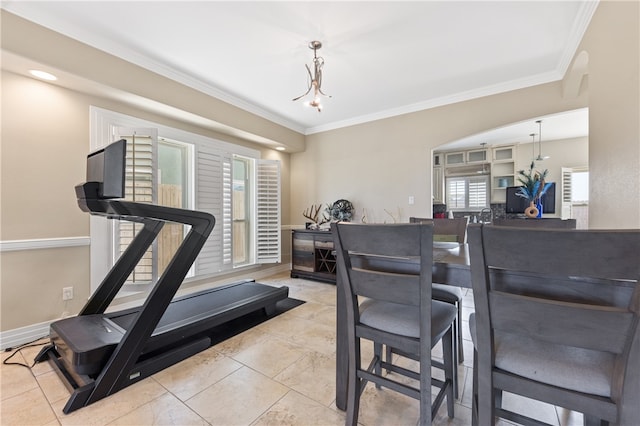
109, 281, 282, 334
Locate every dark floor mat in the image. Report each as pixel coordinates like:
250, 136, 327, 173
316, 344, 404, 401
206, 297, 305, 346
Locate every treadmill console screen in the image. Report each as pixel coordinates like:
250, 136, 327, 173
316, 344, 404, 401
86, 139, 126, 199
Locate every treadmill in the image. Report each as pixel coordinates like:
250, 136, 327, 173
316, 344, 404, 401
36, 139, 288, 413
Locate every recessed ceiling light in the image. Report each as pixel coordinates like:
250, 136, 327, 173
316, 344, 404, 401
29, 70, 57, 81
275, 147, 285, 151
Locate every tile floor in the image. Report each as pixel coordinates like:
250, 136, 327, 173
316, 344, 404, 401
1, 273, 585, 425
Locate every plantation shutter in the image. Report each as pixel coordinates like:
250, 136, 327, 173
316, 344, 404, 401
115, 128, 157, 285
468, 176, 488, 209
256, 159, 281, 263
446, 178, 466, 209
222, 158, 233, 266
195, 143, 233, 275
446, 175, 489, 210
561, 167, 573, 220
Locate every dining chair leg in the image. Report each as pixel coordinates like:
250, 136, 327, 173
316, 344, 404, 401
374, 342, 383, 389
419, 352, 432, 426
477, 359, 496, 426
452, 316, 459, 399
346, 339, 362, 426
457, 301, 464, 364
346, 376, 360, 426
443, 328, 455, 418
472, 348, 478, 426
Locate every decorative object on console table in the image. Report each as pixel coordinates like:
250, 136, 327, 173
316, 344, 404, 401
325, 199, 354, 222
291, 229, 336, 283
302, 204, 328, 229
516, 161, 551, 218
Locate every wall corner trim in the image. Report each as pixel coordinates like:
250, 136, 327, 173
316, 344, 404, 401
0, 237, 90, 252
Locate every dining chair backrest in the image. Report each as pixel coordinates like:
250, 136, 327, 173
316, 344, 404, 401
491, 217, 576, 228
467, 224, 640, 424
410, 217, 468, 243
332, 222, 454, 425
333, 222, 433, 308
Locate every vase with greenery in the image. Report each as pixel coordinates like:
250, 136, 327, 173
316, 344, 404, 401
516, 161, 552, 218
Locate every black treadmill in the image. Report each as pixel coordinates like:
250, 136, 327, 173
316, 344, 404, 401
36, 139, 288, 413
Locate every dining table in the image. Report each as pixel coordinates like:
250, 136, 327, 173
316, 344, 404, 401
334, 241, 472, 411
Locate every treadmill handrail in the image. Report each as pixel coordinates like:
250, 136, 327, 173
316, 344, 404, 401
77, 187, 215, 231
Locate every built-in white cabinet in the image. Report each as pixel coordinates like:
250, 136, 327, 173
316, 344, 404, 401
433, 165, 444, 203
433, 153, 444, 203
445, 149, 488, 166
445, 151, 465, 166
467, 149, 488, 163
490, 145, 516, 203
435, 145, 516, 204
493, 146, 514, 161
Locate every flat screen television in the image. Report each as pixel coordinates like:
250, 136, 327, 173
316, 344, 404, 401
505, 183, 556, 214
86, 139, 126, 199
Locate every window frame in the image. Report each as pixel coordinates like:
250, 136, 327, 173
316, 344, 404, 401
445, 174, 490, 211
89, 107, 280, 295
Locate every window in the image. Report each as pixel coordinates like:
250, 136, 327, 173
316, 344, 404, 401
233, 157, 251, 267
571, 171, 589, 203
445, 175, 489, 211
90, 107, 281, 293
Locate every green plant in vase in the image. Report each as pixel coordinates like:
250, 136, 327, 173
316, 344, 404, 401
516, 161, 552, 218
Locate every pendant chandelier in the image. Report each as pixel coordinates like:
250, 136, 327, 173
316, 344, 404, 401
535, 119, 550, 161
292, 40, 331, 112
530, 133, 537, 162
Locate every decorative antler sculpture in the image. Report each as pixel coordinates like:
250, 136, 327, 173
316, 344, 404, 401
384, 209, 396, 223
303, 204, 328, 228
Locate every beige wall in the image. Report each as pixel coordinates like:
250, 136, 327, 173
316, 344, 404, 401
514, 136, 589, 217
514, 137, 589, 177
292, 82, 588, 224
290, 1, 639, 229
579, 0, 640, 228
0, 70, 292, 331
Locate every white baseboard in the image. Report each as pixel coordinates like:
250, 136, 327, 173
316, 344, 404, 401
0, 320, 51, 351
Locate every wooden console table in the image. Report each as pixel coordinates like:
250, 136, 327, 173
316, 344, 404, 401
290, 229, 336, 283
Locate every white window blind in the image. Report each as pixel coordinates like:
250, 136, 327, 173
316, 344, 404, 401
222, 158, 232, 266
195, 144, 233, 275
468, 177, 488, 209
116, 130, 156, 285
561, 167, 573, 220
446, 175, 489, 210
256, 159, 281, 263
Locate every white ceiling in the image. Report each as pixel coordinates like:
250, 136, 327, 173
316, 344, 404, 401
2, 1, 594, 146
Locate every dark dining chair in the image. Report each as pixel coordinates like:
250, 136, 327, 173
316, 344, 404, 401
410, 216, 468, 365
467, 224, 640, 426
332, 222, 456, 426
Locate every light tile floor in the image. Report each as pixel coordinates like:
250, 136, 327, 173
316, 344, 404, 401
1, 273, 585, 425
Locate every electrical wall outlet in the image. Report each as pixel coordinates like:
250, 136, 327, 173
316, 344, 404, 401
62, 286, 74, 301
